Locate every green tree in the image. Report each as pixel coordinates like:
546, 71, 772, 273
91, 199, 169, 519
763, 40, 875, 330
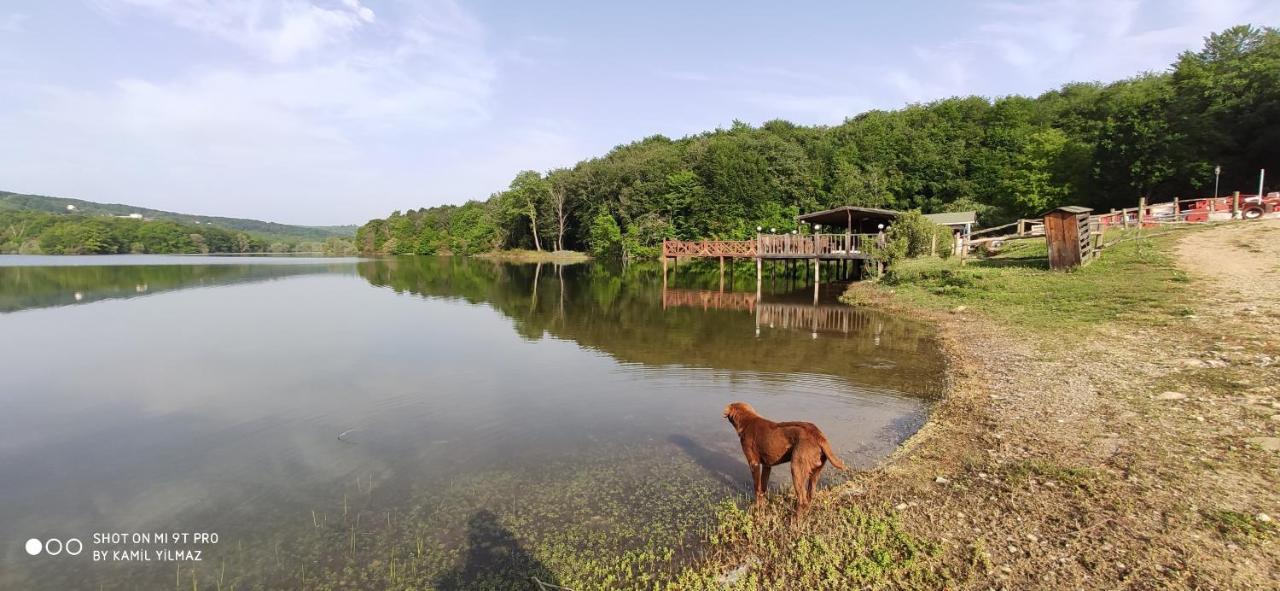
588, 211, 623, 258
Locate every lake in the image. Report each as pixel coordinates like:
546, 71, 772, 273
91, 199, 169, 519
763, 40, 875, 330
0, 255, 944, 589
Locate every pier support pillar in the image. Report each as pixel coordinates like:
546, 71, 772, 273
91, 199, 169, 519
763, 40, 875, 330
813, 257, 820, 304
719, 256, 725, 292
755, 257, 762, 300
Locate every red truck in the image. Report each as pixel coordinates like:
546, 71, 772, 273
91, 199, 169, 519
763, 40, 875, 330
1180, 192, 1280, 222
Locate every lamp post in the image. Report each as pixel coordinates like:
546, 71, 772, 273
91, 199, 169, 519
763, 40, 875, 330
1214, 165, 1221, 199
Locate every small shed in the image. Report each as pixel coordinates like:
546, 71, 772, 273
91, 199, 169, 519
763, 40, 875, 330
922, 211, 977, 236
1042, 206, 1094, 270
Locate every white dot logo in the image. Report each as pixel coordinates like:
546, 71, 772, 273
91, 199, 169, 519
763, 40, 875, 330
25, 538, 42, 556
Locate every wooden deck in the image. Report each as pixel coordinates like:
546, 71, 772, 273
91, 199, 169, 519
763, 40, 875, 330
661, 233, 882, 260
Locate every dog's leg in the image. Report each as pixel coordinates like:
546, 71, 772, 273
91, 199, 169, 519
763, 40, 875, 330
791, 461, 810, 512
749, 463, 763, 505
807, 462, 824, 501
758, 464, 771, 505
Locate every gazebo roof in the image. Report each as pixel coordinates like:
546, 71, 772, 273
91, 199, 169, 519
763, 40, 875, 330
796, 206, 899, 227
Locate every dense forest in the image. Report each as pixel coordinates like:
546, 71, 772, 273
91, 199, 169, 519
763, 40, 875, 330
357, 25, 1279, 258
0, 209, 358, 255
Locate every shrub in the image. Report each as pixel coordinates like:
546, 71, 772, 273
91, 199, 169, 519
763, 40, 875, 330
588, 211, 623, 258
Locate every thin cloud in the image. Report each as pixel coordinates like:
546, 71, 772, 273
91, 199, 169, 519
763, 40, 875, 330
0, 0, 499, 224
101, 0, 379, 63
0, 12, 28, 32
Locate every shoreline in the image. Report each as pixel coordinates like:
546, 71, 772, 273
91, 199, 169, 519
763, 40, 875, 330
675, 223, 1279, 589
474, 249, 591, 263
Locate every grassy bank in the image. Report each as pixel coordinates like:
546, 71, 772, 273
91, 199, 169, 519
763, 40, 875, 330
843, 229, 1195, 330
476, 249, 590, 264
666, 223, 1278, 590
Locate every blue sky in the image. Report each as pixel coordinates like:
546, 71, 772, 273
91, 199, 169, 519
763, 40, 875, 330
1, 1, 1276, 225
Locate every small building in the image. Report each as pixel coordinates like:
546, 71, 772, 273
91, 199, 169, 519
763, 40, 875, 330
923, 211, 977, 237
1042, 206, 1094, 270
924, 211, 977, 255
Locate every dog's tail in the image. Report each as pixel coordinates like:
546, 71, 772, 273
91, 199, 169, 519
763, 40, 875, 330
820, 438, 849, 471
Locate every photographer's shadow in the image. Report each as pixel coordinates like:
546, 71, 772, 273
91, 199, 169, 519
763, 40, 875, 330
434, 509, 561, 591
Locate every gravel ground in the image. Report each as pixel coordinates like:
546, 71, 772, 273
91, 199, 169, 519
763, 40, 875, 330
840, 220, 1280, 589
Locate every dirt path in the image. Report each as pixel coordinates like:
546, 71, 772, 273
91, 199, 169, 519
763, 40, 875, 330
833, 222, 1280, 589
1178, 218, 1280, 321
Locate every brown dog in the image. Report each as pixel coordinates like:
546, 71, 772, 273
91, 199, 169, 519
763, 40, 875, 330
724, 402, 848, 511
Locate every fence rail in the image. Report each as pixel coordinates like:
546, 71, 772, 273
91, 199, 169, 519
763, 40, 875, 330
756, 233, 881, 258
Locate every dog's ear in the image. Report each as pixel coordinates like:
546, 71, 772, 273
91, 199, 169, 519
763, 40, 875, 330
723, 404, 738, 426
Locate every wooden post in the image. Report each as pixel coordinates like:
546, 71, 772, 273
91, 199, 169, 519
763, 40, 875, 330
1137, 197, 1146, 227
1173, 196, 1180, 222
662, 255, 668, 291
755, 257, 762, 299
719, 256, 725, 292
1232, 191, 1241, 219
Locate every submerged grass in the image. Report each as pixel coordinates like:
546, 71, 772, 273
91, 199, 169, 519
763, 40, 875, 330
669, 499, 948, 590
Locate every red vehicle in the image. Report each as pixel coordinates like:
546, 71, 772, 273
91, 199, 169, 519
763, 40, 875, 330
1180, 192, 1280, 222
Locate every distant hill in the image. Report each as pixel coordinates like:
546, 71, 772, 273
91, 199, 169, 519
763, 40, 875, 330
0, 191, 355, 243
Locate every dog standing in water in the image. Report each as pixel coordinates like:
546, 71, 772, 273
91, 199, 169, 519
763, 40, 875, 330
723, 402, 848, 512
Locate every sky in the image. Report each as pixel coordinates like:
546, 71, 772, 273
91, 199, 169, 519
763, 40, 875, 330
1, 1, 1277, 226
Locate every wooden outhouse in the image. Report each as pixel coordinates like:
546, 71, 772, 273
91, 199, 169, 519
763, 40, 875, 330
1042, 206, 1094, 270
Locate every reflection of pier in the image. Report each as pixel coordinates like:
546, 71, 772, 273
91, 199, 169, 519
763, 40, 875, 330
661, 288, 757, 312
661, 287, 885, 338
757, 302, 880, 335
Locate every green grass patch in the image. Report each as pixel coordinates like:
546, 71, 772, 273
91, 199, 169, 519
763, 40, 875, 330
1001, 460, 1102, 492
670, 500, 949, 590
854, 229, 1195, 332
1202, 509, 1276, 543
476, 249, 591, 263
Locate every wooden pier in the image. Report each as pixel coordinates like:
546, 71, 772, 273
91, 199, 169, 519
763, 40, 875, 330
661, 233, 885, 302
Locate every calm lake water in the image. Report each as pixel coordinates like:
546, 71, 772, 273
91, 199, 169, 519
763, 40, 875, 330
0, 255, 943, 589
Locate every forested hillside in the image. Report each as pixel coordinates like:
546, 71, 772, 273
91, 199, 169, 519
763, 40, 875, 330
0, 209, 358, 255
0, 191, 355, 243
0, 191, 358, 255
357, 25, 1279, 258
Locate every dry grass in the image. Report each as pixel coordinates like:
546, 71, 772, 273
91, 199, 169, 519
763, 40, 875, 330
679, 223, 1279, 589
475, 249, 590, 263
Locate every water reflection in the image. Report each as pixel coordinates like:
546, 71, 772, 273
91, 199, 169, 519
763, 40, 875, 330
0, 254, 943, 589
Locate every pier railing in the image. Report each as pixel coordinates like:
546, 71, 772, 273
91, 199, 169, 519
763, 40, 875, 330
662, 239, 756, 258
662, 233, 882, 259
756, 233, 880, 257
